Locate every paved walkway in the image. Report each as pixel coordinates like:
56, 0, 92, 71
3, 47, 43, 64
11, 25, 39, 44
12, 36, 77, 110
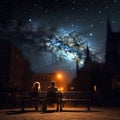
0, 107, 120, 120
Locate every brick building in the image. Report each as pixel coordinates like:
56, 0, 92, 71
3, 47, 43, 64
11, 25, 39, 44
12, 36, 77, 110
0, 40, 32, 92
9, 44, 32, 92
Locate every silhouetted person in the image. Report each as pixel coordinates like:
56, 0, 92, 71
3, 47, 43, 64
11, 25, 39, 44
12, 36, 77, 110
31, 82, 40, 110
48, 81, 58, 93
32, 83, 40, 97
41, 81, 58, 112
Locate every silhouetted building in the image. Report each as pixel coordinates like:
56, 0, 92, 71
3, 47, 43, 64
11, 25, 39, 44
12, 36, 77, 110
84, 46, 92, 66
105, 18, 120, 66
0, 40, 32, 92
9, 44, 32, 92
105, 18, 120, 91
70, 18, 120, 105
0, 40, 11, 91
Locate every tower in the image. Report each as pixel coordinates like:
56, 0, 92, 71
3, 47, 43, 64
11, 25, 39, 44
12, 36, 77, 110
76, 58, 79, 77
84, 46, 92, 66
105, 18, 120, 66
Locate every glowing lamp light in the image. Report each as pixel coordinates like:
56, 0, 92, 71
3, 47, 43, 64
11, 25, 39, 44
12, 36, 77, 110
94, 85, 97, 92
57, 74, 62, 79
60, 87, 64, 91
58, 87, 64, 92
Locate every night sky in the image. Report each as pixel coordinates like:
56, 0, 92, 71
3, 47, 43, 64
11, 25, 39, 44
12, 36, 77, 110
0, 0, 120, 80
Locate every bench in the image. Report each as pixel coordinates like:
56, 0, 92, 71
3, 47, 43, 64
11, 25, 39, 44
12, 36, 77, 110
21, 91, 59, 112
59, 91, 91, 111
21, 91, 91, 112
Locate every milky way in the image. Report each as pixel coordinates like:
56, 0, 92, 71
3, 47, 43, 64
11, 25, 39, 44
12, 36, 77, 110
0, 0, 120, 80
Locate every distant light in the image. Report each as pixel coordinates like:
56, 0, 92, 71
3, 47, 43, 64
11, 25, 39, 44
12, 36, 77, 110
94, 85, 97, 92
89, 33, 93, 36
60, 87, 64, 91
112, 20, 116, 24
70, 86, 74, 90
98, 10, 102, 14
90, 24, 94, 27
57, 74, 62, 79
60, 87, 64, 92
29, 19, 32, 22
58, 87, 64, 92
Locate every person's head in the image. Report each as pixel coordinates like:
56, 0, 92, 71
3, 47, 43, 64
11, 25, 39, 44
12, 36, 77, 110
50, 81, 55, 87
32, 82, 41, 92
35, 83, 39, 87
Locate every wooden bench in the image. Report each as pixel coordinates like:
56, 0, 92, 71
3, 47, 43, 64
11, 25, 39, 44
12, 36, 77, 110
59, 91, 91, 111
21, 91, 59, 112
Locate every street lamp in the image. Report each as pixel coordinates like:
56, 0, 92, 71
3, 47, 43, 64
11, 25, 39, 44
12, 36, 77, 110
58, 87, 64, 92
57, 74, 62, 79
56, 73, 63, 89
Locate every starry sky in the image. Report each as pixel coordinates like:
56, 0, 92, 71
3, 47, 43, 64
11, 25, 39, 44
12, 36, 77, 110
0, 0, 120, 80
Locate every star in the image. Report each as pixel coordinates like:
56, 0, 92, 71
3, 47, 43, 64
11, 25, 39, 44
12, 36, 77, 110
98, 10, 102, 14
28, 19, 32, 22
112, 20, 116, 24
89, 33, 93, 37
90, 24, 94, 27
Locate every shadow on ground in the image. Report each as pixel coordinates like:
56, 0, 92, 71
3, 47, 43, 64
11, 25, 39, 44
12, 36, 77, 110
5, 109, 60, 115
5, 109, 102, 115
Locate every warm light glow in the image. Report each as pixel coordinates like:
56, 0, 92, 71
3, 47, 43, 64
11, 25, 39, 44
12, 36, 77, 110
94, 85, 96, 92
70, 86, 74, 90
57, 74, 62, 79
60, 87, 64, 91
58, 87, 64, 92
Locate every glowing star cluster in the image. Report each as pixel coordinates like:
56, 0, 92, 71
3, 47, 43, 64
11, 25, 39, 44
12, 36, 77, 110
19, 24, 88, 69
